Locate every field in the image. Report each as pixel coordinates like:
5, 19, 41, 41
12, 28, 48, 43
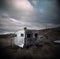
0, 27, 60, 59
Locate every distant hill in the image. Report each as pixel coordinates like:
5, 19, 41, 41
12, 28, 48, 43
0, 27, 60, 40
0, 33, 16, 38
39, 27, 60, 41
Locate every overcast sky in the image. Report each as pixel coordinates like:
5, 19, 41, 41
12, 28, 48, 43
0, 0, 60, 33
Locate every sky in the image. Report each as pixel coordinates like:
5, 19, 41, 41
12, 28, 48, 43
0, 0, 60, 34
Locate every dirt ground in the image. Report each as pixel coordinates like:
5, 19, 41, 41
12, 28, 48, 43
0, 37, 60, 59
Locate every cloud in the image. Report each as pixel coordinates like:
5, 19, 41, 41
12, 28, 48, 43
5, 0, 34, 11
0, 0, 60, 33
0, 13, 21, 31
0, 13, 39, 32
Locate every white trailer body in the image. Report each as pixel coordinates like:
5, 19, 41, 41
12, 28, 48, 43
14, 28, 40, 48
14, 29, 25, 48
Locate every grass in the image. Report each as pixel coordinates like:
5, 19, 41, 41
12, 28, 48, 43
0, 40, 60, 59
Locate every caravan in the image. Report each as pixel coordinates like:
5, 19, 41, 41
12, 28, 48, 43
14, 27, 40, 48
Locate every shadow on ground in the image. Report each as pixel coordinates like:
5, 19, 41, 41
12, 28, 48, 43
0, 42, 60, 59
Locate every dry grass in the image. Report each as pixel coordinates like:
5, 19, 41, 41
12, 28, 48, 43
0, 40, 60, 59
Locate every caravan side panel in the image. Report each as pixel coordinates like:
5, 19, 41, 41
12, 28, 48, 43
14, 30, 25, 48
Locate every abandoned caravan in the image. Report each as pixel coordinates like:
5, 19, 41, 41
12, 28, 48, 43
14, 27, 41, 48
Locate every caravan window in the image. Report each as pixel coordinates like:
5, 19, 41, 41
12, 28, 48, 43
27, 34, 31, 38
21, 33, 24, 37
35, 33, 38, 38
